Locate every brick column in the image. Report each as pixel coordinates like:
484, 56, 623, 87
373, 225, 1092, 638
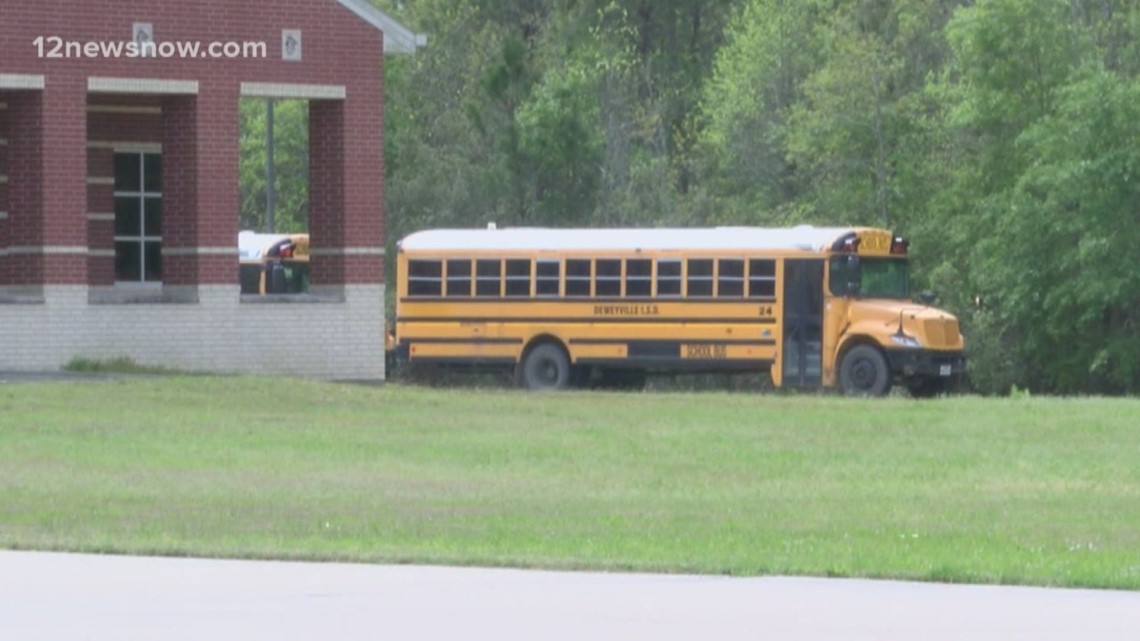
3, 91, 41, 290
342, 82, 385, 285
40, 77, 88, 287
161, 85, 239, 298
3, 83, 86, 293
309, 99, 346, 292
85, 145, 115, 287
0, 98, 9, 287
161, 94, 200, 294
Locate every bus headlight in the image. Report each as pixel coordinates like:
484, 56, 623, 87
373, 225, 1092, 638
890, 334, 922, 348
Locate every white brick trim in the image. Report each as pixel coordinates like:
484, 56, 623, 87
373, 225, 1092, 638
310, 247, 387, 256
88, 77, 199, 95
0, 211, 7, 220
161, 247, 238, 257
4, 246, 89, 255
88, 141, 164, 153
0, 74, 46, 90
0, 176, 7, 185
0, 138, 7, 146
88, 105, 163, 115
87, 213, 116, 222
240, 82, 346, 100
88, 249, 116, 258
86, 177, 115, 186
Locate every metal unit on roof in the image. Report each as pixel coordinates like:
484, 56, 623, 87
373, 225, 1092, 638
398, 226, 874, 253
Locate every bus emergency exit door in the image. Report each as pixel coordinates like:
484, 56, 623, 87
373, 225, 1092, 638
782, 259, 825, 387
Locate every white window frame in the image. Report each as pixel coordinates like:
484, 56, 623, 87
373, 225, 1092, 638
113, 148, 163, 287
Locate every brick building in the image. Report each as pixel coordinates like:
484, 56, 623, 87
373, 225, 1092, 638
0, 0, 420, 379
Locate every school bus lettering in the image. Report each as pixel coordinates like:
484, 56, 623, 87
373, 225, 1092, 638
859, 233, 891, 254
593, 304, 660, 317
683, 343, 727, 359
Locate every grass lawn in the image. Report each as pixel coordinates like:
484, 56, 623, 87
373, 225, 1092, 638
2, 377, 1139, 589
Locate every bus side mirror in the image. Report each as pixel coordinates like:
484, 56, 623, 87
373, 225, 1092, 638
916, 291, 937, 305
845, 255, 861, 296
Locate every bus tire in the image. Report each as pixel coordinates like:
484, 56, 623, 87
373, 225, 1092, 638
518, 343, 570, 391
839, 345, 891, 397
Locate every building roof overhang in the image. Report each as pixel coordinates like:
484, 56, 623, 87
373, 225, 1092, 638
337, 0, 427, 53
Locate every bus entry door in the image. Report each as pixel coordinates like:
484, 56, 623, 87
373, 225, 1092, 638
782, 259, 824, 388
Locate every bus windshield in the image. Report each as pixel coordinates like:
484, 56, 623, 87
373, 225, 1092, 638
859, 258, 909, 299
831, 257, 909, 299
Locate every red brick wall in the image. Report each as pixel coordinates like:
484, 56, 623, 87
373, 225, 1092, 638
1, 0, 386, 287
0, 102, 8, 283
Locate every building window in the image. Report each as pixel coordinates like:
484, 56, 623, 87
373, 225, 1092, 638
114, 152, 162, 283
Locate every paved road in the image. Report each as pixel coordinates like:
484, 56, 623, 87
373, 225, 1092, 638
2, 551, 1138, 640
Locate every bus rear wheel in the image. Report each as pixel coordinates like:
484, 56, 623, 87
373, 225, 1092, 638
839, 345, 891, 397
518, 343, 570, 391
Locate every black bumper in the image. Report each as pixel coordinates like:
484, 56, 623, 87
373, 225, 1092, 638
885, 349, 967, 379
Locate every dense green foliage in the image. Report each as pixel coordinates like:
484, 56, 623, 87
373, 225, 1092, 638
242, 0, 1140, 394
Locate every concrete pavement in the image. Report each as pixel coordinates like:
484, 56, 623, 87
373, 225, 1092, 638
2, 551, 1138, 640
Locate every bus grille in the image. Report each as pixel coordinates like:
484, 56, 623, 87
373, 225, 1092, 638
924, 318, 959, 347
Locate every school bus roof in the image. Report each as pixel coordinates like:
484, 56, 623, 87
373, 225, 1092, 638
239, 230, 306, 260
399, 225, 872, 253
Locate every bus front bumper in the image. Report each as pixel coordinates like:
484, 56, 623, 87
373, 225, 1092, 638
885, 349, 966, 379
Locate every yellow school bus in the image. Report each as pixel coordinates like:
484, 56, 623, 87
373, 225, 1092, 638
391, 225, 966, 396
238, 231, 311, 295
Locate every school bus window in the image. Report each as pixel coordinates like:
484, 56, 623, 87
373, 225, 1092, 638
476, 259, 502, 297
657, 259, 682, 297
596, 259, 622, 297
566, 259, 591, 297
408, 260, 442, 297
626, 259, 652, 297
505, 259, 532, 297
718, 259, 744, 298
445, 259, 472, 297
536, 260, 561, 297
749, 259, 777, 298
687, 259, 714, 297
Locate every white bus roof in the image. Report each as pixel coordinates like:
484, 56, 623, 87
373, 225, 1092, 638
399, 225, 867, 253
238, 230, 300, 260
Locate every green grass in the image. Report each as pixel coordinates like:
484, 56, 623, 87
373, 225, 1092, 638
62, 356, 186, 375
2, 378, 1139, 589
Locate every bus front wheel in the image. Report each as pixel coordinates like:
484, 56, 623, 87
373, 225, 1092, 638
839, 345, 891, 397
518, 343, 570, 391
